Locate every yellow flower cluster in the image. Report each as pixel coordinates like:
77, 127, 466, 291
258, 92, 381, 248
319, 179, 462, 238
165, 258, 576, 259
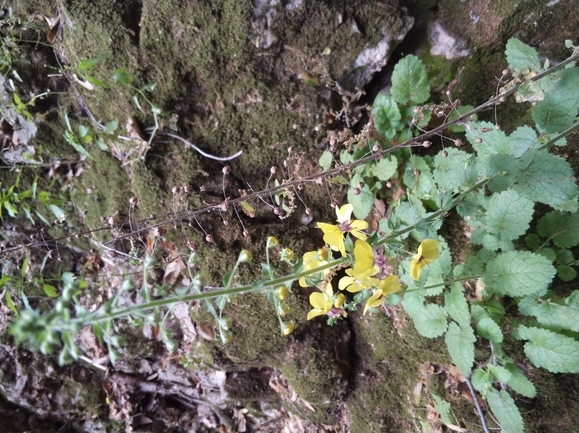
299, 204, 440, 320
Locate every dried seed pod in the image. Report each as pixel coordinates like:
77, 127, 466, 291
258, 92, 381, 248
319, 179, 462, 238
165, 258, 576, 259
205, 234, 214, 243
222, 166, 231, 175
274, 207, 282, 215
386, 181, 393, 188
502, 68, 510, 76
422, 140, 432, 148
270, 165, 277, 174
184, 184, 193, 194
413, 168, 421, 176
372, 144, 380, 152
243, 229, 250, 237
353, 188, 360, 195
358, 182, 364, 188
442, 150, 448, 157
129, 196, 139, 207
476, 138, 482, 144
305, 207, 312, 215
495, 125, 501, 130
172, 186, 181, 195
454, 139, 463, 147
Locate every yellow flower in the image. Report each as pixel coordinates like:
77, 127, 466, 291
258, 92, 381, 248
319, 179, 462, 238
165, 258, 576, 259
307, 291, 333, 320
267, 236, 279, 248
299, 248, 329, 287
238, 249, 252, 263
338, 240, 379, 293
317, 204, 368, 256
410, 239, 440, 281
363, 276, 401, 315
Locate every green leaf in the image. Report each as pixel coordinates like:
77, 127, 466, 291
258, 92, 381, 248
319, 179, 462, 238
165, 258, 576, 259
484, 190, 534, 242
113, 68, 133, 85
48, 204, 66, 221
524, 233, 541, 249
372, 156, 398, 181
537, 211, 579, 248
431, 394, 453, 426
4, 291, 18, 316
487, 389, 525, 433
43, 284, 59, 298
143, 82, 157, 92
488, 364, 512, 384
347, 183, 374, 220
444, 283, 471, 328
505, 38, 541, 74
505, 363, 536, 398
509, 125, 539, 157
484, 251, 556, 297
557, 265, 577, 281
433, 148, 476, 193
403, 156, 436, 200
466, 121, 511, 156
78, 56, 108, 71
104, 120, 118, 135
390, 54, 430, 104
518, 292, 579, 332
513, 150, 578, 211
518, 325, 579, 373
85, 75, 109, 89
372, 93, 402, 138
401, 291, 425, 317
471, 368, 493, 395
532, 67, 579, 133
477, 316, 503, 343
319, 150, 333, 171
412, 304, 447, 338
445, 322, 475, 375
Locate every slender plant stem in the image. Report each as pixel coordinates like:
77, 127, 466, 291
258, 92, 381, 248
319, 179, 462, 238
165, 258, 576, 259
465, 373, 491, 433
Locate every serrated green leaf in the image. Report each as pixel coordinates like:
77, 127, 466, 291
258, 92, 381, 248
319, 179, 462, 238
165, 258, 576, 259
390, 54, 430, 104
471, 368, 493, 395
536, 247, 557, 262
466, 121, 511, 156
487, 389, 525, 433
525, 233, 541, 249
509, 125, 539, 157
557, 265, 577, 281
513, 150, 578, 211
518, 292, 579, 332
479, 154, 522, 192
104, 120, 118, 135
372, 156, 397, 181
43, 284, 59, 298
485, 251, 556, 297
318, 150, 333, 171
477, 316, 504, 343
412, 303, 447, 338
518, 325, 579, 373
556, 249, 574, 265
484, 190, 534, 242
347, 183, 373, 219
445, 322, 475, 375
372, 93, 402, 138
433, 148, 477, 193
505, 363, 536, 398
444, 283, 471, 328
403, 156, 436, 199
532, 67, 579, 133
488, 364, 512, 384
431, 394, 453, 426
401, 290, 425, 317
505, 38, 541, 74
537, 211, 579, 248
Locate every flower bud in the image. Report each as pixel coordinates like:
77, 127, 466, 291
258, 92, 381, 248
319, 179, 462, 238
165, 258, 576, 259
238, 249, 252, 263
282, 321, 295, 336
278, 302, 290, 316
281, 247, 295, 261
277, 285, 289, 300
267, 236, 279, 248
334, 293, 345, 308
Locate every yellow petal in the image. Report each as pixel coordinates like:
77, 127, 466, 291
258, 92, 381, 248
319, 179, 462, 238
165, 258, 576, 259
410, 257, 424, 280
420, 239, 440, 263
363, 290, 383, 315
350, 219, 369, 231
379, 275, 401, 295
339, 275, 355, 291
309, 292, 332, 310
336, 204, 353, 223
